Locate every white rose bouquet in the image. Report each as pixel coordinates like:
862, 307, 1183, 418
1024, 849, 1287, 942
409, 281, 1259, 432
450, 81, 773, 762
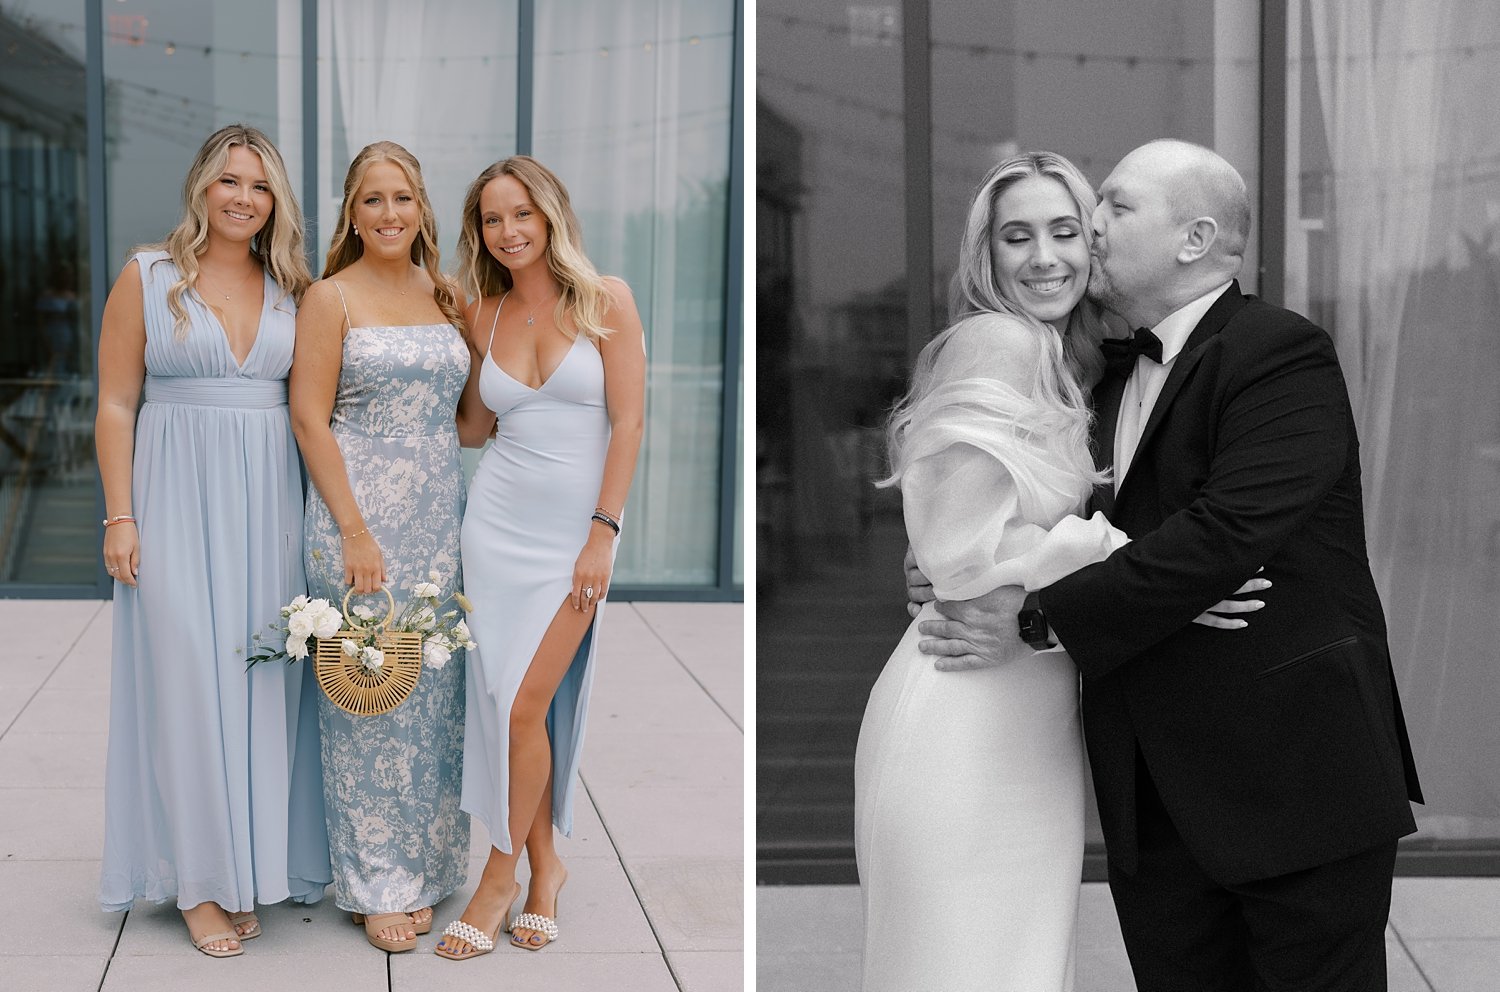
245, 554, 476, 673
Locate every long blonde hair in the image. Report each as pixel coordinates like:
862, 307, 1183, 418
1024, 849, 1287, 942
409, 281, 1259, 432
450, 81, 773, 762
886, 151, 1109, 489
453, 156, 613, 342
321, 141, 465, 329
140, 123, 311, 338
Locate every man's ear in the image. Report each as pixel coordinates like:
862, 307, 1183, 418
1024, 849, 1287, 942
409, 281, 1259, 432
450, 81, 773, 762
1177, 217, 1219, 264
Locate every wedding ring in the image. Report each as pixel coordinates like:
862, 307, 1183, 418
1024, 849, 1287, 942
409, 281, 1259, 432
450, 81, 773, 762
107, 566, 117, 573
584, 586, 595, 599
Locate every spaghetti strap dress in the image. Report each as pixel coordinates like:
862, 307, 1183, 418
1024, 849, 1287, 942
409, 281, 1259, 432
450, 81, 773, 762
459, 294, 616, 850
99, 250, 330, 913
302, 281, 471, 914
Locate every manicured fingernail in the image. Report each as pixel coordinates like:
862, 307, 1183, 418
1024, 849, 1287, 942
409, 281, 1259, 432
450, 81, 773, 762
1235, 620, 1248, 628
1249, 600, 1264, 608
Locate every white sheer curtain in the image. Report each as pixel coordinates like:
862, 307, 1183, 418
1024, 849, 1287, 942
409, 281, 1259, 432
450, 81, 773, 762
1306, 0, 1500, 840
533, 0, 734, 586
322, 0, 517, 261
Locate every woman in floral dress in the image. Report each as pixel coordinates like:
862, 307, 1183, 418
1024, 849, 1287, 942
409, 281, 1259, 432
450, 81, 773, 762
289, 140, 470, 953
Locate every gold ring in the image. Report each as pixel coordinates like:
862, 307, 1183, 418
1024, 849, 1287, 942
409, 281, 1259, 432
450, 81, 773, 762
584, 586, 595, 599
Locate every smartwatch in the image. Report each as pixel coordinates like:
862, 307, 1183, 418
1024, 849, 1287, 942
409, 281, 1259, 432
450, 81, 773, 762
1017, 591, 1055, 650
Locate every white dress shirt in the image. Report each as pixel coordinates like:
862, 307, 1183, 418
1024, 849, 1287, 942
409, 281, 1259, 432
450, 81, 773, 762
1113, 282, 1233, 492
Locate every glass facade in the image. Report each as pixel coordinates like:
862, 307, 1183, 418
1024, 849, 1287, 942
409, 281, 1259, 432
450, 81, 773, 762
1279, 0, 1500, 857
0, 0, 741, 600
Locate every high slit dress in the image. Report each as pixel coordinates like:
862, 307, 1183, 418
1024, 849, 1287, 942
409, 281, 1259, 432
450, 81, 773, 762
459, 294, 615, 851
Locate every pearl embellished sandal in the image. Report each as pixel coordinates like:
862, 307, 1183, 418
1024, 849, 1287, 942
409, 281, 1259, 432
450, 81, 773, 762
510, 892, 561, 951
434, 883, 521, 960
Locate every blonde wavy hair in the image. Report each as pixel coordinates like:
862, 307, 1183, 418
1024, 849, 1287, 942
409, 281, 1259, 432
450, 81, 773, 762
138, 123, 310, 338
453, 156, 613, 342
321, 141, 465, 329
885, 150, 1110, 489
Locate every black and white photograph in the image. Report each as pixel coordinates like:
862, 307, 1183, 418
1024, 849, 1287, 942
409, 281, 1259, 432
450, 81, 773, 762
757, 2, 1500, 990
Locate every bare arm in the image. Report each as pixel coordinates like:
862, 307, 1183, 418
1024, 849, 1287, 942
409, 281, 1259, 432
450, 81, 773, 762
455, 296, 498, 447
570, 277, 646, 611
95, 260, 146, 586
289, 280, 386, 594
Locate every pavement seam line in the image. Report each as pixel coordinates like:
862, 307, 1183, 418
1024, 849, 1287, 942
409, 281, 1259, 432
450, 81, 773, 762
578, 768, 686, 990
96, 907, 127, 992
1, 600, 106, 740
1387, 920, 1438, 992
631, 604, 743, 732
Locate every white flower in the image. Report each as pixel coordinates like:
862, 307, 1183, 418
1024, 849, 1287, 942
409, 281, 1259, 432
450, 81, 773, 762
289, 594, 309, 610
413, 606, 437, 631
286, 634, 310, 660
361, 646, 385, 669
453, 620, 476, 649
341, 638, 361, 658
423, 641, 451, 670
352, 604, 376, 622
313, 605, 343, 639
411, 581, 441, 599
287, 610, 316, 639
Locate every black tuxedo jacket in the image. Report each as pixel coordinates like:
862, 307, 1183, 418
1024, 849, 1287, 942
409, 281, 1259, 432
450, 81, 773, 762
1039, 282, 1422, 884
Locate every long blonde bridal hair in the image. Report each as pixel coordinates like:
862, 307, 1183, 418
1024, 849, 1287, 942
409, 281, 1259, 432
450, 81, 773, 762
453, 156, 614, 342
884, 150, 1110, 488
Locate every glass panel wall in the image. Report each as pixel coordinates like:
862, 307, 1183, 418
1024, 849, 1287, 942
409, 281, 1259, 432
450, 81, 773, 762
532, 0, 735, 588
316, 0, 518, 264
1282, 0, 1500, 853
0, 1, 92, 585
0, 1, 737, 598
756, 0, 910, 875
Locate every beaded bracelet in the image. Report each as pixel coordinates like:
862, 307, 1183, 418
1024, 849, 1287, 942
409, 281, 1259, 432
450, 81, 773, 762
341, 528, 369, 542
590, 512, 621, 535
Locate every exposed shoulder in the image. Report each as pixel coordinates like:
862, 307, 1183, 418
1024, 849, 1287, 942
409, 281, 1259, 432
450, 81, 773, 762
601, 275, 635, 311
298, 278, 348, 327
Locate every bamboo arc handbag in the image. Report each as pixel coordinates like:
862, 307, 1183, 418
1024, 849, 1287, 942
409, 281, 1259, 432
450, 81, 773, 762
314, 586, 423, 716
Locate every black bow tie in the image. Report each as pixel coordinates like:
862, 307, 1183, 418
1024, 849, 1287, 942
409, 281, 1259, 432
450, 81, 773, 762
1101, 327, 1164, 377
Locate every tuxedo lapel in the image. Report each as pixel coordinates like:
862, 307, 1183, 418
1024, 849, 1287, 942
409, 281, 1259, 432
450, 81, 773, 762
1126, 283, 1248, 491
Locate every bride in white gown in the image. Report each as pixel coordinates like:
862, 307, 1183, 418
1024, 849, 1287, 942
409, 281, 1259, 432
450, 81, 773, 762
853, 151, 1256, 991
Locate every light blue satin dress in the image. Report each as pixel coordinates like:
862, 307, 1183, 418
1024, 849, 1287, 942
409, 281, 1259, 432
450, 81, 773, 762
459, 295, 615, 851
100, 251, 330, 913
303, 291, 470, 915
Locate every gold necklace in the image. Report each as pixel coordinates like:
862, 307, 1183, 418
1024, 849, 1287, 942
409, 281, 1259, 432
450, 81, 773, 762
198, 265, 258, 302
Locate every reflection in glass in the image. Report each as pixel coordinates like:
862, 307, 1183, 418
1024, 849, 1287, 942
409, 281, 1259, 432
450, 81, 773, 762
0, 4, 92, 584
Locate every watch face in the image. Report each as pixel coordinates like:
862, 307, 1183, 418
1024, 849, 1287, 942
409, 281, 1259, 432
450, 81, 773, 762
1018, 609, 1048, 646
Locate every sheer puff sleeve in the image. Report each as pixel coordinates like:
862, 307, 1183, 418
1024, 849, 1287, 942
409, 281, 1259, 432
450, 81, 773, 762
899, 315, 1128, 602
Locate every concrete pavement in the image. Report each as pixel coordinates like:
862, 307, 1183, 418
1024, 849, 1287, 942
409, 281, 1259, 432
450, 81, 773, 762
758, 880, 1500, 990
0, 599, 743, 992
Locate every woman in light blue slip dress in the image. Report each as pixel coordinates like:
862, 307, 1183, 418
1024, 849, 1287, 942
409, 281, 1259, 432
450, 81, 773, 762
290, 141, 471, 954
434, 157, 646, 961
96, 124, 329, 958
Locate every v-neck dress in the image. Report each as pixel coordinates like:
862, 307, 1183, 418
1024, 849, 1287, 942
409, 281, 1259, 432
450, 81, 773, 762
301, 300, 471, 915
100, 250, 331, 912
458, 295, 617, 851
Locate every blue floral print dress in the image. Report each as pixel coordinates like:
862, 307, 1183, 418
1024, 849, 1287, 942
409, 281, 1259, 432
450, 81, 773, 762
303, 311, 471, 915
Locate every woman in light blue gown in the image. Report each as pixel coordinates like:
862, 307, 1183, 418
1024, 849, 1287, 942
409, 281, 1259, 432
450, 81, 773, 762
434, 157, 646, 961
97, 124, 329, 958
290, 141, 470, 954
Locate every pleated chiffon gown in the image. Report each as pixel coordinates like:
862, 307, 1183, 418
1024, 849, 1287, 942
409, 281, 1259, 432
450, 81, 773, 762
460, 296, 615, 852
302, 292, 471, 915
100, 250, 330, 913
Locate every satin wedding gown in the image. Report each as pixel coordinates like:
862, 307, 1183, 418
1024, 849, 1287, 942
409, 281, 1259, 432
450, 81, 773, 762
854, 314, 1127, 992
